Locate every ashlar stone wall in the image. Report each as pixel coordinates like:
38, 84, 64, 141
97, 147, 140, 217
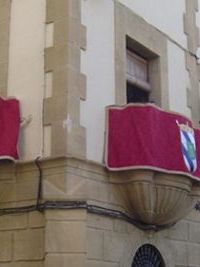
0, 212, 44, 267
0, 158, 199, 266
87, 211, 200, 267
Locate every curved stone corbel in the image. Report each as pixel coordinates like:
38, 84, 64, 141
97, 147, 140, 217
110, 170, 200, 227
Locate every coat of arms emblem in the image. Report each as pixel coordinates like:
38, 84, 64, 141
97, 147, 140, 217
177, 121, 197, 173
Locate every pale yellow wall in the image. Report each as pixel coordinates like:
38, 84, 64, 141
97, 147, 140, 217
6, 0, 200, 162
81, 0, 193, 163
168, 40, 191, 118
8, 0, 45, 161
118, 0, 187, 48
196, 0, 200, 28
81, 0, 115, 162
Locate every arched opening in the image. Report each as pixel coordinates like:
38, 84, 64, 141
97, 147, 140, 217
132, 244, 165, 267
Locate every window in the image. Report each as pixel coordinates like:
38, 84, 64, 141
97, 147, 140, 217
126, 50, 150, 103
115, 4, 168, 107
132, 244, 165, 267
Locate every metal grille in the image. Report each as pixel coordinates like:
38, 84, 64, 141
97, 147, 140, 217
132, 244, 165, 267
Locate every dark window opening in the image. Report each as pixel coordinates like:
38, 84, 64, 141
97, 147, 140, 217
127, 82, 149, 103
132, 244, 165, 267
126, 49, 150, 104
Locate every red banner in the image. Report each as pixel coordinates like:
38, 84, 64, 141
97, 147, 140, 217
0, 98, 20, 161
105, 104, 200, 181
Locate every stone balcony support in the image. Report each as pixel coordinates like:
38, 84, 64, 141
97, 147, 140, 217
110, 170, 200, 226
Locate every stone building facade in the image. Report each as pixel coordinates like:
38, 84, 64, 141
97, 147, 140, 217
1, 0, 200, 266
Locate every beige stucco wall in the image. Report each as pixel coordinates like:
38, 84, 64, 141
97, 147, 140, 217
81, 0, 194, 163
80, 0, 115, 162
118, 0, 187, 48
8, 0, 45, 161
5, 0, 200, 163
197, 1, 200, 27
167, 40, 191, 118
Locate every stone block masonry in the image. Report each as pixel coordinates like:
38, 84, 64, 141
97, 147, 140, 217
44, 0, 87, 159
0, 213, 44, 266
0, 158, 199, 266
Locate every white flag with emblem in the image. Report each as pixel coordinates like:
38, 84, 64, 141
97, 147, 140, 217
177, 122, 197, 173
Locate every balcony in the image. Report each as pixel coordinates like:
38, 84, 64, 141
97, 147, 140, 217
106, 104, 200, 227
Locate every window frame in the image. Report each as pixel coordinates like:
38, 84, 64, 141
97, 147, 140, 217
115, 2, 169, 108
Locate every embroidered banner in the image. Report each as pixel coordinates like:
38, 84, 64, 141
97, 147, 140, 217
0, 98, 20, 161
105, 104, 200, 181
